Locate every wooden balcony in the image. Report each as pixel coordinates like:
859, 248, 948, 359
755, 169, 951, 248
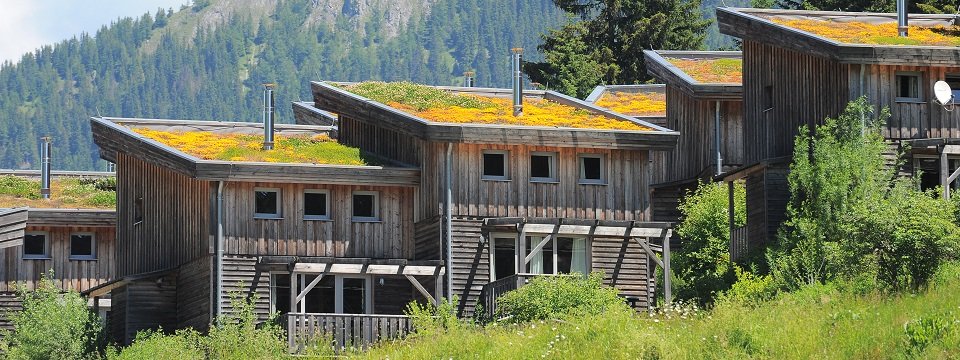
287, 312, 413, 352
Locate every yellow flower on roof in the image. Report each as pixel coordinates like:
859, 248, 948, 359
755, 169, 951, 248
667, 58, 742, 84
771, 18, 960, 46
595, 92, 666, 116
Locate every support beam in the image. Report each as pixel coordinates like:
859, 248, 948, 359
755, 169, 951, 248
633, 237, 664, 269
289, 272, 297, 315
728, 180, 736, 258
295, 273, 326, 304
663, 229, 673, 305
405, 275, 437, 306
949, 166, 960, 187
523, 235, 553, 265
942, 150, 950, 199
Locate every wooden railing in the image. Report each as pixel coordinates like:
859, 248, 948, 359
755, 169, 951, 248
287, 313, 413, 352
730, 226, 748, 261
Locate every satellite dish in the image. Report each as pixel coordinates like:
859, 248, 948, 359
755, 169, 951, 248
934, 80, 954, 105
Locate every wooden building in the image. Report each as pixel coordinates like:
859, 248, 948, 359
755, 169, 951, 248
716, 8, 960, 251
88, 116, 442, 347
0, 171, 117, 334
311, 81, 679, 318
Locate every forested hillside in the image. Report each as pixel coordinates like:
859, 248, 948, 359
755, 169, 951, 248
0, 0, 565, 170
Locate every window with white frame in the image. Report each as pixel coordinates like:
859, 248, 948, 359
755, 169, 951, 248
489, 234, 518, 281
482, 150, 509, 180
352, 191, 379, 221
23, 232, 49, 259
270, 273, 291, 315
914, 155, 960, 192
530, 152, 558, 182
303, 189, 330, 220
578, 154, 606, 184
524, 236, 588, 275
254, 188, 281, 218
69, 233, 96, 260
282, 273, 372, 314
896, 72, 923, 101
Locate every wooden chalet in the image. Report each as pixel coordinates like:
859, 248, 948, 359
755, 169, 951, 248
638, 51, 744, 226
88, 115, 442, 348
310, 80, 679, 318
716, 7, 960, 252
0, 171, 117, 334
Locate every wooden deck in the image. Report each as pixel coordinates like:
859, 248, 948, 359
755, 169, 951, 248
287, 313, 413, 352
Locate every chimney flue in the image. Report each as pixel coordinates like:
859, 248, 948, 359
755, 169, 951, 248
898, 0, 909, 37
463, 71, 475, 87
40, 137, 51, 200
511, 48, 524, 117
262, 83, 276, 150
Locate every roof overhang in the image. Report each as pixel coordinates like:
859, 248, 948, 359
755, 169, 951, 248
717, 156, 792, 182
0, 207, 28, 249
256, 256, 445, 276
91, 117, 420, 187
311, 81, 680, 151
293, 101, 337, 126
26, 208, 116, 227
718, 7, 960, 66
643, 50, 743, 100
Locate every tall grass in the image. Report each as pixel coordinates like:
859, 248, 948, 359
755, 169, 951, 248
357, 262, 960, 359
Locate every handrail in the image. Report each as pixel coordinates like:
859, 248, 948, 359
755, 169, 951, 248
286, 312, 413, 353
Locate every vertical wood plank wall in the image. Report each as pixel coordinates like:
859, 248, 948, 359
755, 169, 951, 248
1, 225, 115, 292
439, 143, 650, 221
338, 116, 422, 166
654, 87, 744, 185
176, 255, 211, 331
742, 40, 850, 164
117, 153, 210, 277
221, 182, 415, 259
745, 166, 789, 249
847, 64, 960, 140
114, 274, 178, 345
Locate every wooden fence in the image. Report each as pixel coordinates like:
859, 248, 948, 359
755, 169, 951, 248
287, 313, 413, 352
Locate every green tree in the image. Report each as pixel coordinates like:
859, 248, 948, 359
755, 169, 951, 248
778, 0, 958, 13
526, 0, 710, 97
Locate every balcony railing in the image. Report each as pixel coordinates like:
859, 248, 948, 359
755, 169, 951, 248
287, 312, 413, 352
730, 226, 748, 261
479, 273, 571, 320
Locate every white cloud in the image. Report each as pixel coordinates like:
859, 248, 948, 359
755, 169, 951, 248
0, 2, 46, 63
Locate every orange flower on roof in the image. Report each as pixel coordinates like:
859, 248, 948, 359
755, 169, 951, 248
132, 128, 376, 165
595, 92, 666, 116
771, 18, 960, 46
667, 58, 742, 84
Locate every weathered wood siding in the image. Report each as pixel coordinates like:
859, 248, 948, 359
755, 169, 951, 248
221, 182, 415, 259
651, 182, 698, 225
654, 87, 744, 184
0, 208, 27, 249
1, 225, 116, 292
338, 116, 422, 166
117, 152, 210, 277
847, 64, 960, 140
448, 217, 653, 318
414, 216, 442, 261
177, 255, 211, 331
111, 274, 178, 345
0, 292, 21, 334
434, 143, 651, 221
742, 40, 850, 164
745, 166, 789, 249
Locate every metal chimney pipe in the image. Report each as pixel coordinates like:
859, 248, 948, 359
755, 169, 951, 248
463, 71, 475, 87
898, 0, 909, 37
40, 137, 51, 199
262, 83, 276, 150
511, 48, 524, 117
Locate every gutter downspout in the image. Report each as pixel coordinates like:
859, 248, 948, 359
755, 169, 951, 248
444, 143, 453, 300
715, 101, 723, 176
216, 181, 225, 319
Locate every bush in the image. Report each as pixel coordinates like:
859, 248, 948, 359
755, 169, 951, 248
108, 329, 204, 360
494, 272, 628, 323
717, 266, 777, 307
672, 180, 746, 305
405, 296, 463, 336
1, 272, 105, 359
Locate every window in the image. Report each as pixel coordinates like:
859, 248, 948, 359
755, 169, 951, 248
352, 191, 379, 221
490, 235, 518, 281
254, 188, 281, 218
303, 190, 330, 220
530, 152, 557, 182
281, 274, 371, 314
525, 236, 588, 275
134, 196, 144, 224
915, 156, 960, 192
70, 233, 96, 260
23, 232, 49, 259
946, 74, 960, 100
482, 150, 509, 180
896, 72, 922, 101
578, 154, 606, 184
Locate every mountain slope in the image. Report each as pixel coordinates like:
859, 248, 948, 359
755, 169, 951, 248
0, 0, 565, 170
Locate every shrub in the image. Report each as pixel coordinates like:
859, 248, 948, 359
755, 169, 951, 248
904, 316, 953, 354
672, 180, 746, 305
717, 266, 777, 307
1, 272, 105, 359
108, 329, 204, 360
494, 272, 628, 323
405, 296, 463, 336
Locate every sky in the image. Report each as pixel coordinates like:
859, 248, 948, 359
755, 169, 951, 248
0, 0, 191, 64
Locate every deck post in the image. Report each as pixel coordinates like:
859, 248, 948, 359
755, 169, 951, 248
728, 180, 736, 257
663, 229, 672, 305
942, 148, 950, 199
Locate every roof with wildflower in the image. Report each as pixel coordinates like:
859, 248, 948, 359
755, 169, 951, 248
90, 117, 420, 187
643, 50, 743, 100
311, 81, 679, 151
584, 84, 667, 119
0, 172, 116, 210
717, 8, 960, 66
